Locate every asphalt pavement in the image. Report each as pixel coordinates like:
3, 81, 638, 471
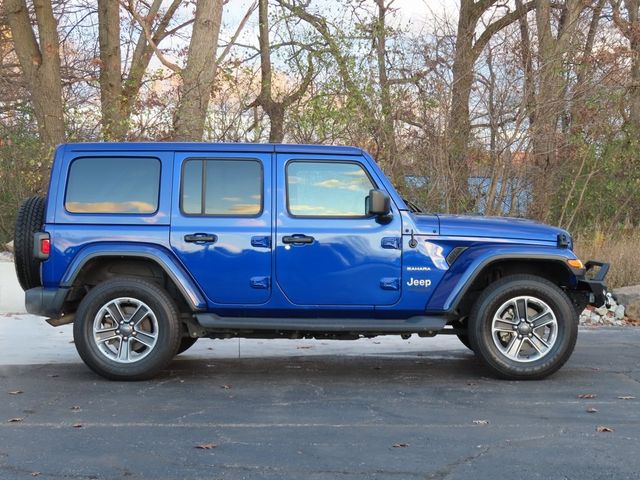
0, 315, 639, 480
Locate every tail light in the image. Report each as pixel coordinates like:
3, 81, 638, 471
33, 232, 50, 260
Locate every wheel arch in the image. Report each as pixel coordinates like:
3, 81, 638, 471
61, 244, 207, 312
429, 251, 582, 317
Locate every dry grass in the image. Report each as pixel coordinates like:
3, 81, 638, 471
574, 229, 640, 289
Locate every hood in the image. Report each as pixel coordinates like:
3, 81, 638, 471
433, 214, 569, 244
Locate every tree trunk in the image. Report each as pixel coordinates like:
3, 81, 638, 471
98, 0, 125, 140
446, 0, 536, 213
625, 0, 640, 134
374, 0, 397, 171
173, 0, 223, 141
5, 0, 65, 152
447, 0, 477, 212
528, 0, 583, 221
252, 0, 314, 143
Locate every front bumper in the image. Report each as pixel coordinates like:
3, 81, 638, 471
25, 287, 69, 318
576, 260, 609, 307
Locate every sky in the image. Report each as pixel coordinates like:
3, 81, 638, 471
218, 0, 459, 48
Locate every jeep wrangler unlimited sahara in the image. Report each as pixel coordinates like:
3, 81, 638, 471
14, 143, 608, 380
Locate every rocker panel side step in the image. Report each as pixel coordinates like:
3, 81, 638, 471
194, 314, 448, 333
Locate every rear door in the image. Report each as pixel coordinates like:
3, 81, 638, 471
274, 154, 402, 306
170, 152, 272, 305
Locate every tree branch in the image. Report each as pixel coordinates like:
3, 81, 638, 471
217, 1, 257, 64
472, 1, 536, 59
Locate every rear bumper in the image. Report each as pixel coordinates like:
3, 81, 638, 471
25, 287, 68, 318
576, 260, 609, 307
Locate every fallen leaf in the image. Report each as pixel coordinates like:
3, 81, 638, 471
221, 385, 232, 390
596, 425, 614, 433
578, 393, 597, 399
8, 390, 23, 395
392, 443, 409, 448
72, 423, 83, 428
618, 396, 636, 400
8, 418, 24, 423
195, 443, 217, 450
473, 420, 489, 425
586, 407, 598, 413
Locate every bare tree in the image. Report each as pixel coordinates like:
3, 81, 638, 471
101, 0, 186, 140
5, 0, 64, 153
172, 0, 223, 141
525, 0, 585, 220
610, 0, 640, 135
250, 0, 314, 142
447, 0, 535, 212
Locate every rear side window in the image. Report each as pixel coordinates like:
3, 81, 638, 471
286, 161, 375, 217
65, 157, 160, 214
181, 159, 262, 216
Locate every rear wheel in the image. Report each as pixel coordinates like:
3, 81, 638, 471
73, 277, 181, 380
468, 274, 578, 380
14, 196, 45, 290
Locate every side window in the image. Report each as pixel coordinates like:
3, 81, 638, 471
65, 157, 160, 214
287, 161, 375, 217
181, 159, 263, 216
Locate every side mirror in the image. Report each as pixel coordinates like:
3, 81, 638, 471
366, 189, 391, 217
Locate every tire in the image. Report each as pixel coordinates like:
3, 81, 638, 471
456, 332, 474, 351
14, 196, 45, 291
468, 274, 578, 380
73, 277, 182, 381
177, 337, 198, 355
454, 320, 473, 351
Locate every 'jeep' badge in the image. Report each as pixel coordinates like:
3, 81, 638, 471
406, 277, 432, 288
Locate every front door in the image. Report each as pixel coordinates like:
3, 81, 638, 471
170, 152, 272, 305
275, 154, 402, 306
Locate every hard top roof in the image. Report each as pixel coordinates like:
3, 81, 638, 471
64, 142, 363, 156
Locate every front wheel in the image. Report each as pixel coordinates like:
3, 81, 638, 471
73, 277, 182, 380
468, 275, 578, 380
177, 337, 198, 355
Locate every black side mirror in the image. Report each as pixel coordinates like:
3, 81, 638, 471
366, 189, 391, 217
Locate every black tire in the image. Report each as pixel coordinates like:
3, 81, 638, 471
468, 274, 578, 380
454, 320, 473, 351
177, 337, 198, 355
14, 196, 45, 291
456, 332, 474, 351
73, 277, 182, 381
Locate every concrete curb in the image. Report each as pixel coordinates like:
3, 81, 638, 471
0, 261, 26, 313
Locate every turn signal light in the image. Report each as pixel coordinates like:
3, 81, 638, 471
567, 259, 584, 269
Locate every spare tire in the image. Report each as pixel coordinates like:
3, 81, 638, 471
14, 196, 45, 291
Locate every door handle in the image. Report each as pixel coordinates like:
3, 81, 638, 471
184, 233, 218, 243
282, 234, 315, 245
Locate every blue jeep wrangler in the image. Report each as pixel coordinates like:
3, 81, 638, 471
14, 143, 608, 380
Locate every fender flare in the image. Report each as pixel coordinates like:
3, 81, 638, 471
427, 247, 582, 313
61, 243, 207, 311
